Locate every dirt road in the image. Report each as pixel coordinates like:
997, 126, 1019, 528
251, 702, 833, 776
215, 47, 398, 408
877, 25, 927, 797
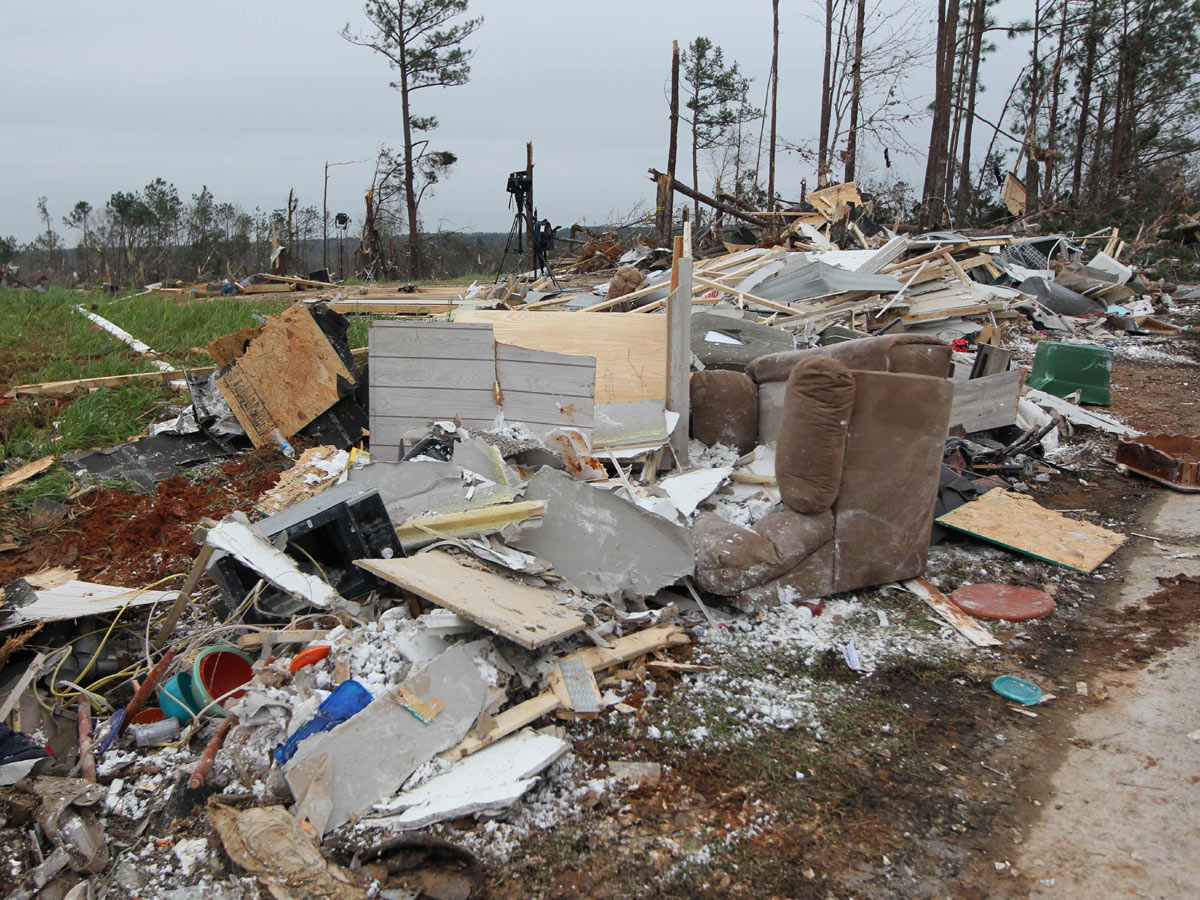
1015, 490, 1200, 898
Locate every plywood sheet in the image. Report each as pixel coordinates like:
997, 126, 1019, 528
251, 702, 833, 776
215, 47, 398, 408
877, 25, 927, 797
216, 306, 353, 447
936, 489, 1125, 572
357, 552, 589, 649
455, 310, 666, 404
369, 321, 595, 460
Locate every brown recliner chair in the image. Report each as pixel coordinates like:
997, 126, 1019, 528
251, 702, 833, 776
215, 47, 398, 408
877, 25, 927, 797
690, 335, 953, 607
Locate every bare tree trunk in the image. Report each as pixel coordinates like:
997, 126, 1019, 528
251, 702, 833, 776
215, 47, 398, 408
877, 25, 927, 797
1023, 0, 1043, 216
1042, 0, 1069, 201
945, 0, 972, 207
657, 41, 681, 246
1071, 0, 1100, 198
398, 13, 421, 280
1106, 0, 1133, 208
1087, 87, 1109, 203
818, 0, 835, 186
691, 79, 702, 225
844, 0, 867, 183
955, 0, 987, 221
768, 0, 779, 207
923, 0, 960, 223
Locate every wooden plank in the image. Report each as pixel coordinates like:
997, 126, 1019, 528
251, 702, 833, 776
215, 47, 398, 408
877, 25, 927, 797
902, 578, 1001, 647
0, 456, 54, 492
0, 653, 45, 722
936, 489, 1126, 572
442, 622, 689, 760
371, 356, 593, 396
394, 501, 546, 546
216, 305, 353, 447
356, 552, 589, 650
455, 310, 666, 404
949, 370, 1022, 432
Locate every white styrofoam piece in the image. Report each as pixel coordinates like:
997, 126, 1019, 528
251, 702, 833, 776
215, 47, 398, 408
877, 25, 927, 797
369, 728, 569, 828
660, 466, 733, 517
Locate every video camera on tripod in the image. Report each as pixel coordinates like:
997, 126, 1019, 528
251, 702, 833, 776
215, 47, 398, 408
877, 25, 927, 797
506, 170, 531, 208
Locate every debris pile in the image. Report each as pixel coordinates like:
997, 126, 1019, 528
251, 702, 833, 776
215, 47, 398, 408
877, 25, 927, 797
1, 183, 1199, 898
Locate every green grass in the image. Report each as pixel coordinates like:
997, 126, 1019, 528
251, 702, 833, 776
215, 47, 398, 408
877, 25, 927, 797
93, 293, 292, 364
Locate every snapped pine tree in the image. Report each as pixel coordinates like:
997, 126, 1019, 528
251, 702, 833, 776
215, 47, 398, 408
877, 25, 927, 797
342, 0, 482, 280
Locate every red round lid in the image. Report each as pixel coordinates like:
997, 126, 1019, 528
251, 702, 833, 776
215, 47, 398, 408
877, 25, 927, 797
950, 583, 1055, 621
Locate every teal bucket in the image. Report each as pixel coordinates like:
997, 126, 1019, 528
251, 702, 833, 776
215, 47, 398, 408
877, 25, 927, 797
157, 672, 202, 724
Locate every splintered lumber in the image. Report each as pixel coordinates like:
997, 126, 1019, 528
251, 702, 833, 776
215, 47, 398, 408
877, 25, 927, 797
442, 622, 689, 760
262, 274, 335, 289
936, 489, 1126, 572
356, 552, 589, 650
805, 182, 862, 220
692, 274, 820, 317
455, 310, 666, 404
7, 367, 218, 398
0, 456, 54, 492
902, 578, 1001, 647
394, 500, 546, 545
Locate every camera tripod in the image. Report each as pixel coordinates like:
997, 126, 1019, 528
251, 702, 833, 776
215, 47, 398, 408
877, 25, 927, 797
496, 208, 558, 289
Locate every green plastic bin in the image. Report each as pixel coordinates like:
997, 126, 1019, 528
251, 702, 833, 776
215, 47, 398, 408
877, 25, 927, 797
1026, 341, 1113, 406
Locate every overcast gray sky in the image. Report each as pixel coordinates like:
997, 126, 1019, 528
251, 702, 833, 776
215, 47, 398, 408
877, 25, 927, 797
0, 0, 1028, 243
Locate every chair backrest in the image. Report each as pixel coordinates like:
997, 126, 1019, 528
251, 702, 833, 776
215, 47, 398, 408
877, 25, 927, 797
828, 370, 953, 592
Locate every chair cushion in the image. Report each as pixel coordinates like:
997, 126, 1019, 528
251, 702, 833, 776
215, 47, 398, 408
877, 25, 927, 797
692, 509, 833, 596
775, 356, 856, 514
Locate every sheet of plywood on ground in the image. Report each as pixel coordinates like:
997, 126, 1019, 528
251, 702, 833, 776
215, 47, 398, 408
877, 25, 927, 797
455, 310, 666, 405
368, 321, 595, 459
357, 552, 588, 650
326, 299, 463, 316
216, 306, 353, 447
936, 489, 1126, 572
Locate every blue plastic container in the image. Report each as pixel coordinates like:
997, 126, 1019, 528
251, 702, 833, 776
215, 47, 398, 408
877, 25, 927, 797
272, 679, 373, 766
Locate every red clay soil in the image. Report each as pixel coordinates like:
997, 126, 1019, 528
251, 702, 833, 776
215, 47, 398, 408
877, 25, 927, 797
0, 454, 286, 587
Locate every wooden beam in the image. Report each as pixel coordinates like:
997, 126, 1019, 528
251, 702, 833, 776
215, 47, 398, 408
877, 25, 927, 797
648, 169, 772, 227
393, 500, 546, 545
666, 257, 692, 466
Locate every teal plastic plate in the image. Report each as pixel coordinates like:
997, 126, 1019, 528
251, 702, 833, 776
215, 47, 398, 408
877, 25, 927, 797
991, 675, 1043, 706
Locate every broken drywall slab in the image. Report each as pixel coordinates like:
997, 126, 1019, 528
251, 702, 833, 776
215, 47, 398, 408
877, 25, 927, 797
659, 467, 733, 517
592, 401, 670, 449
204, 512, 342, 609
452, 437, 522, 488
512, 467, 694, 601
367, 728, 568, 829
285, 644, 488, 833
357, 552, 587, 650
348, 460, 519, 526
